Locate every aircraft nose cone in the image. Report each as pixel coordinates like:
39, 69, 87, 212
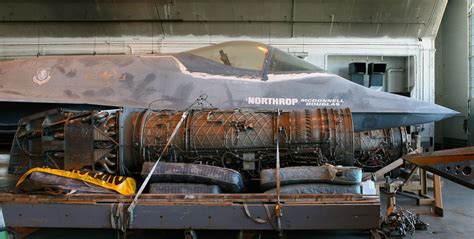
350, 89, 460, 132
429, 103, 460, 121
291, 74, 459, 131
439, 105, 459, 117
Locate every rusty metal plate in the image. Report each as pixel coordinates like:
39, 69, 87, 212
64, 122, 94, 170
403, 147, 474, 189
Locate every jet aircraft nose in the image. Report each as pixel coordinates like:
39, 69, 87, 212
434, 104, 460, 120
320, 76, 461, 131
351, 97, 459, 132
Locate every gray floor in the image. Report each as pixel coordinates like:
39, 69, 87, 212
0, 154, 473, 238
396, 179, 474, 239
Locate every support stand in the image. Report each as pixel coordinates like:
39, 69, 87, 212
368, 148, 444, 217
400, 167, 443, 217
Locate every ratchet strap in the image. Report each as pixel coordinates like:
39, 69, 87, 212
126, 94, 211, 230
274, 109, 283, 233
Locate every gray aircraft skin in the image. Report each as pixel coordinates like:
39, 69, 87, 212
0, 41, 457, 132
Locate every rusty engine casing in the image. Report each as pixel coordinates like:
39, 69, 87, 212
9, 108, 355, 176
136, 108, 354, 172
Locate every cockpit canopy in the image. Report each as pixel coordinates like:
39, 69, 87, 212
187, 41, 269, 71
179, 41, 324, 79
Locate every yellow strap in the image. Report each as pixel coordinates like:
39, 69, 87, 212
17, 167, 136, 196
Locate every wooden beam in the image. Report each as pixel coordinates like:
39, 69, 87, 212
433, 175, 444, 217
363, 158, 403, 181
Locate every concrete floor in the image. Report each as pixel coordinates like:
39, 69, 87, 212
395, 179, 474, 239
0, 154, 473, 239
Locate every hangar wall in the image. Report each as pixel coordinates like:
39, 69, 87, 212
0, 0, 447, 56
435, 0, 469, 148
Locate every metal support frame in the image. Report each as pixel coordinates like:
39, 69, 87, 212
373, 162, 443, 216
400, 146, 474, 216
367, 151, 445, 216
0, 194, 380, 231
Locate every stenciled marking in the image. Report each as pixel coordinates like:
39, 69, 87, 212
300, 98, 344, 106
247, 97, 344, 106
33, 68, 51, 85
247, 97, 298, 106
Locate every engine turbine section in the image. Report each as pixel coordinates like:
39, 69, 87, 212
9, 108, 119, 175
354, 127, 408, 171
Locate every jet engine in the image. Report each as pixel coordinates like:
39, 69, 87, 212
9, 108, 355, 177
